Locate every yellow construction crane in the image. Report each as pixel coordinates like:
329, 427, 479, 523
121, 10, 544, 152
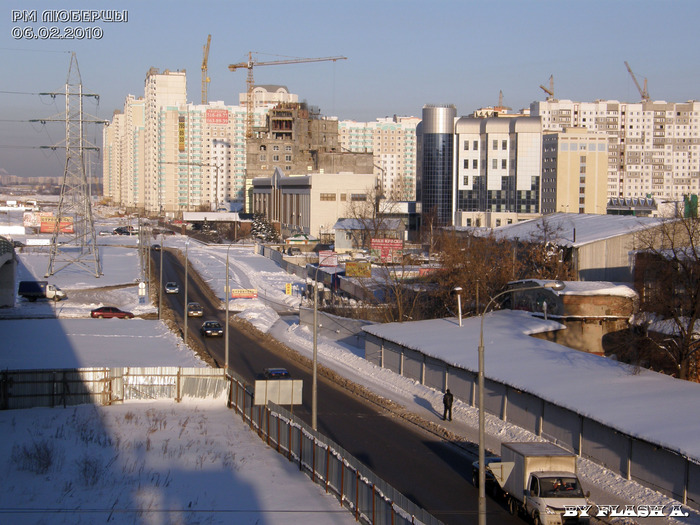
228, 52, 347, 138
624, 61, 650, 102
540, 75, 554, 100
201, 34, 211, 105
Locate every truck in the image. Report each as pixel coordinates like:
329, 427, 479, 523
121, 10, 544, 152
489, 442, 590, 525
18, 281, 67, 302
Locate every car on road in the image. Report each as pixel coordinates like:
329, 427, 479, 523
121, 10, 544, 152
471, 456, 502, 497
165, 282, 179, 294
90, 306, 134, 319
97, 230, 112, 237
263, 367, 291, 379
200, 320, 224, 337
151, 243, 161, 251
187, 302, 203, 317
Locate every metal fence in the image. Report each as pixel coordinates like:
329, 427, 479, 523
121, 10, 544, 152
0, 367, 228, 409
226, 370, 444, 525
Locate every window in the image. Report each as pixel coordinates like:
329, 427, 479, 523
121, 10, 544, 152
464, 160, 469, 169
473, 159, 478, 169
502, 159, 507, 169
320, 193, 336, 201
502, 140, 507, 150
492, 139, 498, 150
340, 193, 346, 201
273, 155, 279, 161
492, 159, 498, 169
351, 194, 366, 201
285, 155, 292, 161
464, 141, 469, 150
259, 154, 266, 161
473, 140, 478, 149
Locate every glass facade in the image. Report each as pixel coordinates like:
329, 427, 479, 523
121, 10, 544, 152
421, 133, 453, 226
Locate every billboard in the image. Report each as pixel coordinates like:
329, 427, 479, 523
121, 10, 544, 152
370, 238, 403, 263
178, 116, 186, 152
39, 214, 74, 234
230, 289, 258, 299
318, 250, 337, 267
206, 108, 229, 125
345, 261, 371, 278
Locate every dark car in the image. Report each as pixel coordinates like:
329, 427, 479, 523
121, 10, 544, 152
263, 367, 291, 379
472, 456, 502, 497
91, 306, 134, 319
187, 302, 204, 317
151, 243, 161, 251
200, 320, 224, 337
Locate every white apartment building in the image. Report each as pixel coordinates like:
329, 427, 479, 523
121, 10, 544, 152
104, 71, 287, 215
339, 116, 419, 201
532, 99, 700, 203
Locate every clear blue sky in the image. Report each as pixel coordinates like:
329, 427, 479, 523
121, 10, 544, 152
2, 0, 699, 179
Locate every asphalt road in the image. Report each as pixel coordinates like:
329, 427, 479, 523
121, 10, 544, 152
154, 248, 523, 525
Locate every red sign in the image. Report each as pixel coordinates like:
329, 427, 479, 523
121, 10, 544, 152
370, 238, 403, 263
230, 289, 258, 299
318, 250, 337, 267
206, 109, 229, 125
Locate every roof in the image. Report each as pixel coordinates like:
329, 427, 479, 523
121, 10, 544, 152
481, 213, 667, 248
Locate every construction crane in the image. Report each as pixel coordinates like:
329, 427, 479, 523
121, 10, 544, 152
624, 61, 650, 102
201, 34, 211, 105
228, 52, 347, 138
540, 75, 554, 100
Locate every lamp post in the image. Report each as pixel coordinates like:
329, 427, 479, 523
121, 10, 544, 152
476, 280, 565, 525
184, 238, 190, 345
158, 234, 164, 320
312, 252, 336, 431
225, 242, 234, 375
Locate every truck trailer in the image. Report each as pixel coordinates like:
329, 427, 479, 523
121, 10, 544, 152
489, 442, 590, 525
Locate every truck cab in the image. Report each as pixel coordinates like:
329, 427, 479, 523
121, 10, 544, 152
525, 472, 590, 525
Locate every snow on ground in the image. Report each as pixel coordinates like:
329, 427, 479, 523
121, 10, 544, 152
2, 208, 699, 524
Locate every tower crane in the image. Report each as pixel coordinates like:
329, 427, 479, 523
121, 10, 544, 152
624, 61, 650, 102
228, 52, 347, 138
539, 75, 554, 100
201, 34, 211, 105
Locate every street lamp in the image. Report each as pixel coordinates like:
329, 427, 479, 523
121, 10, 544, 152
184, 238, 190, 345
312, 252, 337, 431
158, 234, 164, 320
475, 280, 565, 525
225, 242, 235, 375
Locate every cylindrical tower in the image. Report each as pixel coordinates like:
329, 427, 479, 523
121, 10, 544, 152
419, 104, 456, 227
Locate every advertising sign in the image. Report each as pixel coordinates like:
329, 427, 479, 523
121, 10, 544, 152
370, 238, 403, 263
39, 214, 74, 234
206, 108, 229, 125
230, 288, 258, 299
345, 261, 372, 278
178, 116, 186, 152
318, 250, 337, 267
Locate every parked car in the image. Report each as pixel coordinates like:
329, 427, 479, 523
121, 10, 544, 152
471, 456, 502, 497
287, 246, 302, 256
151, 243, 161, 251
165, 282, 179, 294
90, 306, 134, 319
200, 320, 224, 337
263, 367, 291, 379
18, 280, 66, 302
187, 302, 203, 317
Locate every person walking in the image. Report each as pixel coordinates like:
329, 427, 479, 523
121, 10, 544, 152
442, 389, 454, 421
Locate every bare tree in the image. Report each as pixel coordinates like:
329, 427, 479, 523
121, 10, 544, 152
633, 217, 700, 380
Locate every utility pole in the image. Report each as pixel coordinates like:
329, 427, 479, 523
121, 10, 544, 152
37, 52, 104, 278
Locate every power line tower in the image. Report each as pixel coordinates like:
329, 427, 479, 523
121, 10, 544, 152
42, 53, 103, 277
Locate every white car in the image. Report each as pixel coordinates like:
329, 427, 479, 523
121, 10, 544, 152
165, 282, 179, 294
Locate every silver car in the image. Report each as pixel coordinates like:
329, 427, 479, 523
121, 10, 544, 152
165, 282, 179, 294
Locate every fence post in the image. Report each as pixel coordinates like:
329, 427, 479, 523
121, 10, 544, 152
340, 461, 345, 506
326, 447, 330, 493
176, 368, 181, 403
299, 426, 303, 471
312, 437, 316, 483
355, 470, 360, 522
372, 484, 376, 525
266, 407, 270, 446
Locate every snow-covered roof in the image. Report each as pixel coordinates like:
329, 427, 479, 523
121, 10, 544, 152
333, 218, 403, 231
515, 279, 638, 298
363, 310, 700, 461
479, 213, 667, 248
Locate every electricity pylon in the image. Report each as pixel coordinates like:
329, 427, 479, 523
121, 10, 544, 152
39, 53, 103, 277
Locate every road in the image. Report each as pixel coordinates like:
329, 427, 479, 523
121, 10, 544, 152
154, 247, 522, 525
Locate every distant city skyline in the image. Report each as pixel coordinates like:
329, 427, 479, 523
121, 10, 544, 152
1, 0, 699, 179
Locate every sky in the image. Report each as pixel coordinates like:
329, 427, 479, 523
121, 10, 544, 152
0, 203, 700, 525
1, 0, 700, 181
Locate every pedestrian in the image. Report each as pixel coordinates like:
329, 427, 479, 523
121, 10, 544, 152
442, 389, 453, 421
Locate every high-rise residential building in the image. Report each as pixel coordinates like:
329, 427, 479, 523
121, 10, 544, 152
531, 99, 700, 203
541, 128, 609, 215
339, 116, 420, 201
453, 116, 542, 227
417, 105, 456, 227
